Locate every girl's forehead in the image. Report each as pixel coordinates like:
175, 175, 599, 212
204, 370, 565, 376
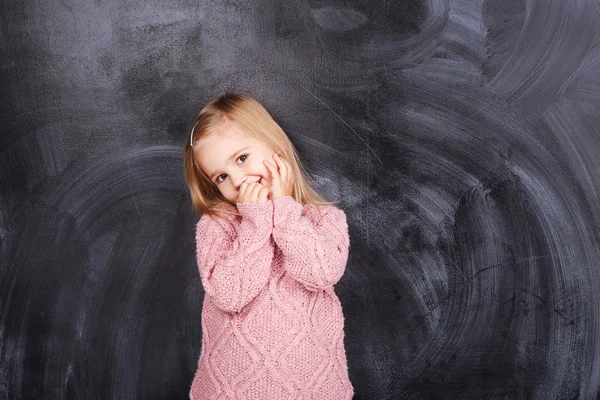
195, 133, 265, 174
200, 131, 256, 151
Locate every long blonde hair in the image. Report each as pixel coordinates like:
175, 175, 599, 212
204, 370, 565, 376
183, 91, 336, 221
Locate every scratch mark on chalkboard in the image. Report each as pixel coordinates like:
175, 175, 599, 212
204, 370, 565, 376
299, 84, 384, 166
519, 288, 576, 325
419, 254, 554, 318
127, 157, 145, 225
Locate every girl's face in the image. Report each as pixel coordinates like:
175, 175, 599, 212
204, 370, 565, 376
194, 122, 275, 204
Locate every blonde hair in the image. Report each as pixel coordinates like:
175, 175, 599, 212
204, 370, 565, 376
183, 91, 336, 221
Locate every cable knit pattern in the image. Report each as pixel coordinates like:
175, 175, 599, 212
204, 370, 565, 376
272, 196, 350, 292
190, 196, 354, 400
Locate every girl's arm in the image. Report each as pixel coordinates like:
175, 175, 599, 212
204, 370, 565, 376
271, 196, 350, 291
195, 201, 274, 313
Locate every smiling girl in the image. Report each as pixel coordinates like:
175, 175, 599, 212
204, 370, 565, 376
183, 92, 354, 399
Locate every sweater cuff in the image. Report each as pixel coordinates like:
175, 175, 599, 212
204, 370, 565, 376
236, 200, 274, 229
273, 196, 303, 228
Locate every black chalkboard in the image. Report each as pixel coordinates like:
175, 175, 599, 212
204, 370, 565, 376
1, 0, 599, 399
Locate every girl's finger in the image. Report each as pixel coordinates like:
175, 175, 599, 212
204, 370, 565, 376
275, 154, 288, 181
264, 159, 278, 179
272, 154, 283, 179
281, 157, 294, 187
239, 181, 248, 196
258, 185, 270, 203
269, 157, 281, 179
252, 182, 263, 197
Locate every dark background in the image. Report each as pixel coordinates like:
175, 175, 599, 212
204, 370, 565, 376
2, 0, 600, 399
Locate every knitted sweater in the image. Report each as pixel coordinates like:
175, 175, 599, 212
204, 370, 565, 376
189, 196, 354, 400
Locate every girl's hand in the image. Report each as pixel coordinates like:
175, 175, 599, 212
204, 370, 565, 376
237, 181, 270, 204
263, 153, 294, 201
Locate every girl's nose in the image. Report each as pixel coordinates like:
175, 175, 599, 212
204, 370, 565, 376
233, 174, 248, 189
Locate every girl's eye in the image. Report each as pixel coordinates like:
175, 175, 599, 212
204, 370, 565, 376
215, 154, 248, 184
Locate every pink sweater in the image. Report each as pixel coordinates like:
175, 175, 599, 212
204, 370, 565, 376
189, 196, 354, 400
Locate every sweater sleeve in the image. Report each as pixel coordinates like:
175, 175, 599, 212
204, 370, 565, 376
272, 196, 350, 291
195, 201, 274, 313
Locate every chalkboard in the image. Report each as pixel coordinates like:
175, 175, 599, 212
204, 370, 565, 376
1, 0, 600, 399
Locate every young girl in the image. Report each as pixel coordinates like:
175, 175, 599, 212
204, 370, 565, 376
183, 92, 354, 399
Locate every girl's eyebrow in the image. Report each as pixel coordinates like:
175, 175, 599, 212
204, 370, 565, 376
209, 146, 251, 180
